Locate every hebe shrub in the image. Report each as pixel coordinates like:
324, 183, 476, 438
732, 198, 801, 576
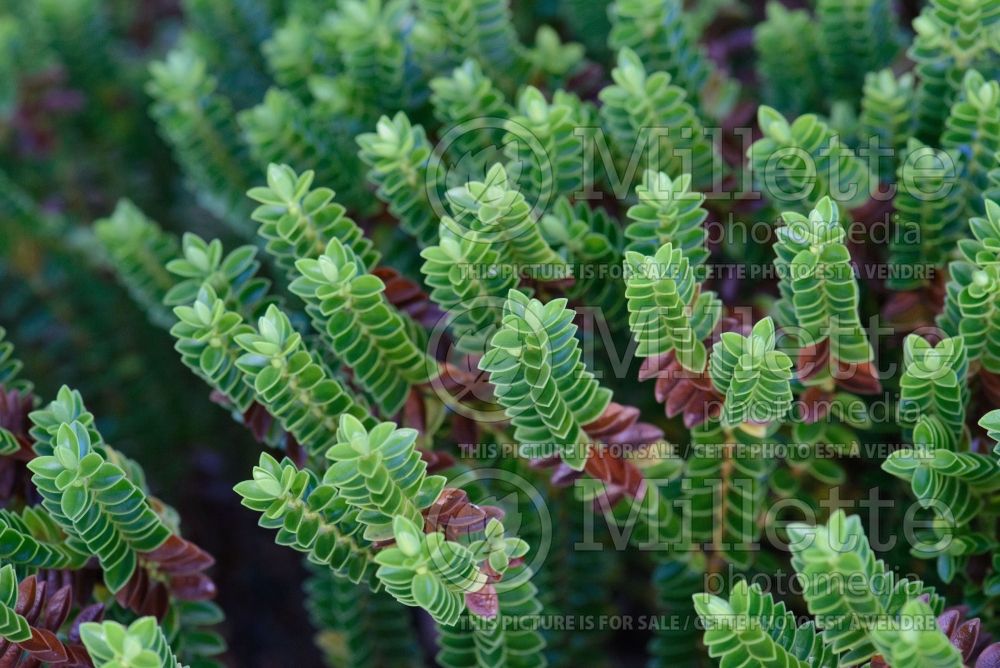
0, 0, 999, 666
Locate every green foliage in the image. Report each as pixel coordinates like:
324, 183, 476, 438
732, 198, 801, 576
239, 90, 370, 210
709, 318, 793, 427
436, 565, 546, 668
0, 565, 31, 643
420, 218, 520, 354
23, 0, 1000, 665
429, 59, 510, 172
787, 511, 946, 666
694, 580, 837, 668
623, 169, 710, 262
235, 451, 377, 584
816, 0, 900, 103
181, 0, 276, 108
94, 200, 179, 329
164, 233, 272, 321
607, 0, 711, 104
468, 518, 528, 579
0, 346, 220, 667
290, 238, 438, 415
480, 290, 613, 470
504, 86, 593, 206
0, 326, 29, 393
898, 335, 968, 444
990, 150, 1000, 202
941, 69, 1000, 216
750, 106, 872, 213
147, 47, 255, 233
27, 385, 104, 457
357, 113, 443, 247
538, 198, 627, 325
304, 567, 420, 667
323, 415, 445, 541
0, 18, 18, 117
0, 505, 87, 570
261, 15, 336, 96
80, 617, 182, 668
235, 304, 376, 455
883, 415, 1000, 528
27, 419, 171, 592
909, 0, 1000, 143
890, 367, 1000, 583
624, 242, 721, 372
326, 0, 419, 116
444, 164, 566, 274
888, 140, 965, 290
165, 600, 228, 668
171, 286, 257, 413
859, 70, 914, 183
26, 387, 154, 491
869, 598, 963, 668
558, 0, 610, 59
35, 0, 117, 98
940, 199, 1000, 363
248, 163, 380, 282
685, 421, 772, 568
648, 559, 703, 666
374, 515, 487, 626
522, 26, 584, 88
754, 2, 823, 117
599, 49, 718, 189
413, 0, 521, 83
773, 197, 872, 365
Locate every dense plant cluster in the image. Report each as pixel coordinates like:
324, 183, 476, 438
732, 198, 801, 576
0, 327, 224, 667
1, 0, 1000, 666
